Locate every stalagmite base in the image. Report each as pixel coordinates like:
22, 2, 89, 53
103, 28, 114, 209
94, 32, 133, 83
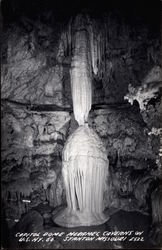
53, 125, 109, 227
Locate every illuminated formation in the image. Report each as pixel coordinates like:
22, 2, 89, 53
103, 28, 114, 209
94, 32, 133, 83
54, 14, 109, 227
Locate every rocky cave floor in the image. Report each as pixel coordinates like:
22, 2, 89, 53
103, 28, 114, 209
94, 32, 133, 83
2, 203, 161, 249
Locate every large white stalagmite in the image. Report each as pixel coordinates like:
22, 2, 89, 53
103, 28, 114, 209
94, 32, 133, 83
53, 14, 109, 227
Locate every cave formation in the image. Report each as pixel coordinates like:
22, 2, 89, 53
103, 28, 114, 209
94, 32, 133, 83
1, 0, 162, 249
53, 13, 109, 227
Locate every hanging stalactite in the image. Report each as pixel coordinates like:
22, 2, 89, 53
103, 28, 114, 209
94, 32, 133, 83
70, 14, 92, 125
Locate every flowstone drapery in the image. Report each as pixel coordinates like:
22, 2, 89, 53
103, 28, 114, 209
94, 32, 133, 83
53, 14, 109, 227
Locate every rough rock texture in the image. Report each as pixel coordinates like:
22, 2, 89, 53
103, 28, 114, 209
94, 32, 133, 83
1, 101, 70, 225
2, 101, 161, 229
11, 210, 63, 249
88, 104, 161, 212
124, 66, 161, 111
1, 4, 160, 105
1, 18, 72, 107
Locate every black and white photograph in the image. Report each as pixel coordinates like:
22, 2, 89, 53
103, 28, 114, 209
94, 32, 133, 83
1, 0, 162, 249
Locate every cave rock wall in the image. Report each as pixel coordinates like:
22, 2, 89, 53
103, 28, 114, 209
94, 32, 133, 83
1, 6, 161, 228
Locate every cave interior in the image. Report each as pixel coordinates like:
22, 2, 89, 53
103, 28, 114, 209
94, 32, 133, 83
1, 0, 162, 249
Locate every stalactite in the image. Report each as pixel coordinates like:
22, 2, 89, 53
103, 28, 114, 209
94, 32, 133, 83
70, 15, 92, 125
65, 15, 108, 80
88, 21, 98, 75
